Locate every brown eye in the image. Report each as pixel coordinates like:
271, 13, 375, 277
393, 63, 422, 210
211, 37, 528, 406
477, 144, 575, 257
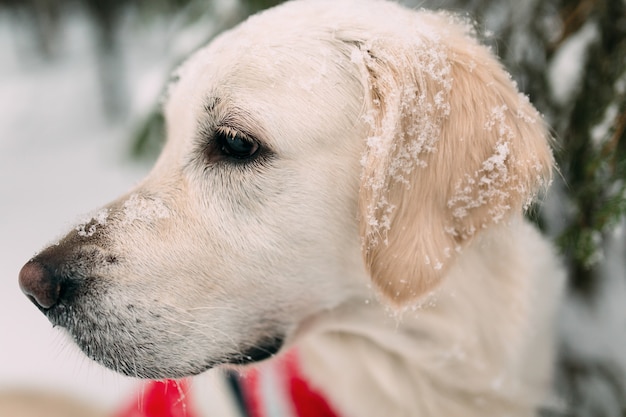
216, 128, 259, 160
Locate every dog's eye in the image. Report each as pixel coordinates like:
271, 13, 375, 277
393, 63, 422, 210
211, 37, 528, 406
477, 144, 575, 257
216, 127, 259, 160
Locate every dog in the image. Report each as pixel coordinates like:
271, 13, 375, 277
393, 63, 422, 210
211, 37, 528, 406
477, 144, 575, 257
18, 0, 565, 415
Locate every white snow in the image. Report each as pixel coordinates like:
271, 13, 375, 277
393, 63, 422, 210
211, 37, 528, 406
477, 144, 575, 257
591, 104, 619, 145
76, 208, 110, 237
590, 69, 626, 147
548, 21, 599, 105
446, 105, 516, 225
121, 194, 170, 226
0, 11, 174, 412
559, 219, 626, 411
360, 37, 452, 247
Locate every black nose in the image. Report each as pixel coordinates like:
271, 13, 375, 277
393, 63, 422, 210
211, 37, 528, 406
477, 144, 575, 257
18, 261, 61, 310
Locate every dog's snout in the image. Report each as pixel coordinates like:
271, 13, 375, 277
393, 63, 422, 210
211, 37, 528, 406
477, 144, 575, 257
19, 261, 61, 310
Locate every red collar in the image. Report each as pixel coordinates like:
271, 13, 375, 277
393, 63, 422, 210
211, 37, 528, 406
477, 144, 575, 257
114, 379, 199, 417
114, 350, 339, 417
240, 350, 339, 417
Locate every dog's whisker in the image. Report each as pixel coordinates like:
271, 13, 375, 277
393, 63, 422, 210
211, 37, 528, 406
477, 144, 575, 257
161, 316, 241, 351
186, 305, 246, 313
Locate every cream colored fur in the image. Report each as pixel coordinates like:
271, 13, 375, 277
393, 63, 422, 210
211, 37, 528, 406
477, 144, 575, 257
26, 0, 564, 416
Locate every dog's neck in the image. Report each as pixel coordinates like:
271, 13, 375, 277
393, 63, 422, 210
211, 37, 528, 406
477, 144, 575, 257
296, 218, 561, 417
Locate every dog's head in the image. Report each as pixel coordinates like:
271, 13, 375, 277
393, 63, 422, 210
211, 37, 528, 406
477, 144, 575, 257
19, 0, 552, 379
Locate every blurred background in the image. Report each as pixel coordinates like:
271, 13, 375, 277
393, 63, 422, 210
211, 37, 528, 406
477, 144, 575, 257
0, 0, 624, 416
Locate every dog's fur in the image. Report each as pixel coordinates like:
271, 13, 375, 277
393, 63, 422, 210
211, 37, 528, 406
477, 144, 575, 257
20, 0, 565, 416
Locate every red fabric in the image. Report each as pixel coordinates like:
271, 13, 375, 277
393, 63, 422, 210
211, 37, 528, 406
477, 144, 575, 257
113, 349, 339, 417
114, 380, 199, 417
283, 352, 339, 417
241, 367, 263, 417
240, 350, 340, 417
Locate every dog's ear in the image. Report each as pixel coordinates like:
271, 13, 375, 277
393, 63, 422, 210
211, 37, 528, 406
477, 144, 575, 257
351, 14, 553, 306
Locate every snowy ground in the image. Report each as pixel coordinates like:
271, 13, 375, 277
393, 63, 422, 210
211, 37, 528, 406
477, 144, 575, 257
0, 12, 172, 411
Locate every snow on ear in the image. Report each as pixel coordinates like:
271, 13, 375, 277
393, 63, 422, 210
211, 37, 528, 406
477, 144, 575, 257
352, 13, 553, 306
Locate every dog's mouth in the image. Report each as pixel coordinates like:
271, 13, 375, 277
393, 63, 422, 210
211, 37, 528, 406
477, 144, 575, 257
40, 288, 286, 378
223, 335, 285, 366
57, 313, 281, 378
20, 246, 289, 379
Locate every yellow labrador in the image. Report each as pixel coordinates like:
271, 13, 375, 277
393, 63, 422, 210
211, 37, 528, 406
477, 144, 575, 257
19, 0, 564, 415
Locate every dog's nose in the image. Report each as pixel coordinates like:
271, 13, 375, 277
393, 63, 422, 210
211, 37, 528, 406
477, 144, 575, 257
18, 261, 61, 310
